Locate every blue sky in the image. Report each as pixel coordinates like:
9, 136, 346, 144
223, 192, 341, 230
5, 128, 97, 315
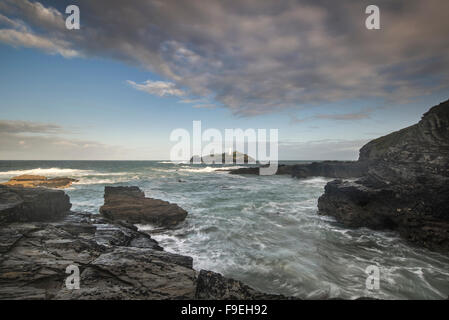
1, 0, 448, 160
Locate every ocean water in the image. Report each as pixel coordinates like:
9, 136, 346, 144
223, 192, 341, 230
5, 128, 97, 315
1, 160, 448, 299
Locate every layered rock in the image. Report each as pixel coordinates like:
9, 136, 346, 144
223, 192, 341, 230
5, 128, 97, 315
318, 99, 449, 251
0, 185, 71, 224
2, 175, 78, 189
99, 186, 187, 227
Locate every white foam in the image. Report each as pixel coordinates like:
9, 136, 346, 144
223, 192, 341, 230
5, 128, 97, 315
0, 167, 128, 178
179, 166, 246, 173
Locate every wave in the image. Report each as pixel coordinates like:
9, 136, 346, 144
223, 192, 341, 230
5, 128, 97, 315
179, 166, 246, 173
0, 167, 128, 178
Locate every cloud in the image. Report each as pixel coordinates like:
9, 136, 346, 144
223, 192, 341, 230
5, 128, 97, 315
1, 0, 449, 115
0, 120, 64, 133
0, 119, 131, 160
279, 138, 370, 160
127, 80, 185, 97
314, 109, 372, 121
192, 104, 218, 109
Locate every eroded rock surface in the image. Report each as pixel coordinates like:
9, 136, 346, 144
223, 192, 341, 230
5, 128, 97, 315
99, 186, 187, 227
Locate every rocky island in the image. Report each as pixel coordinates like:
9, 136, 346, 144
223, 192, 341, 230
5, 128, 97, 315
190, 151, 255, 164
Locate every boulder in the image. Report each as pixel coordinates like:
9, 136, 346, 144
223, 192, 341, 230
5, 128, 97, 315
99, 186, 187, 227
2, 174, 78, 189
0, 185, 71, 224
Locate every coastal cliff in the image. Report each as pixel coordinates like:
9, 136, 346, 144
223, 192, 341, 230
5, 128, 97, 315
318, 99, 449, 251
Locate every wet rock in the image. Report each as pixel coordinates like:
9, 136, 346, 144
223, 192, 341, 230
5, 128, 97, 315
2, 175, 78, 189
0, 185, 71, 224
99, 186, 187, 227
195, 270, 293, 300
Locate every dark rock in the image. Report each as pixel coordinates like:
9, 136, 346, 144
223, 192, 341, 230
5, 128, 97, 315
0, 185, 71, 224
99, 186, 187, 227
318, 99, 449, 251
228, 161, 367, 178
195, 270, 294, 300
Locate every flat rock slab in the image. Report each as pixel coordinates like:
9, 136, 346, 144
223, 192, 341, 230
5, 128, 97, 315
100, 186, 188, 227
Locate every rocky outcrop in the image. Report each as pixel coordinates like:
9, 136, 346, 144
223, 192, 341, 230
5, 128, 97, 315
0, 187, 292, 300
228, 161, 368, 178
195, 270, 293, 300
2, 175, 78, 189
190, 151, 255, 164
318, 99, 449, 251
0, 185, 71, 224
99, 186, 187, 227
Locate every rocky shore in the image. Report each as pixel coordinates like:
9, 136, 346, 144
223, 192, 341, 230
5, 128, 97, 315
229, 99, 449, 252
0, 184, 289, 300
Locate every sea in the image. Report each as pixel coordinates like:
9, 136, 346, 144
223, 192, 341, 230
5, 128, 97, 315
0, 160, 448, 299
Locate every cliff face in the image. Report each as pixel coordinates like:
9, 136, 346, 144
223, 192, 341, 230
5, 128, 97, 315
318, 99, 449, 251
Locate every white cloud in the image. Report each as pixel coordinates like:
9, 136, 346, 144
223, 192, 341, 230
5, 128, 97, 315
126, 80, 185, 97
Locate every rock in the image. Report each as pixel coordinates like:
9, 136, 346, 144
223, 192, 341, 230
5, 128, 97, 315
318, 99, 449, 251
56, 247, 196, 300
0, 209, 196, 300
0, 185, 71, 224
228, 161, 368, 178
2, 175, 78, 189
195, 270, 293, 300
99, 186, 188, 227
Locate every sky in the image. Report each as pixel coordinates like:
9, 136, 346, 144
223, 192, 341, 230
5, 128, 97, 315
0, 0, 448, 160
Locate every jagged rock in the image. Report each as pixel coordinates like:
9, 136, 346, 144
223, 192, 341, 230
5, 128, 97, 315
318, 99, 449, 251
195, 270, 293, 300
99, 186, 187, 227
2, 175, 78, 189
0, 185, 71, 224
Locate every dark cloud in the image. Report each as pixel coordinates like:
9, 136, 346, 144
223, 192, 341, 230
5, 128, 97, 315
1, 0, 449, 115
